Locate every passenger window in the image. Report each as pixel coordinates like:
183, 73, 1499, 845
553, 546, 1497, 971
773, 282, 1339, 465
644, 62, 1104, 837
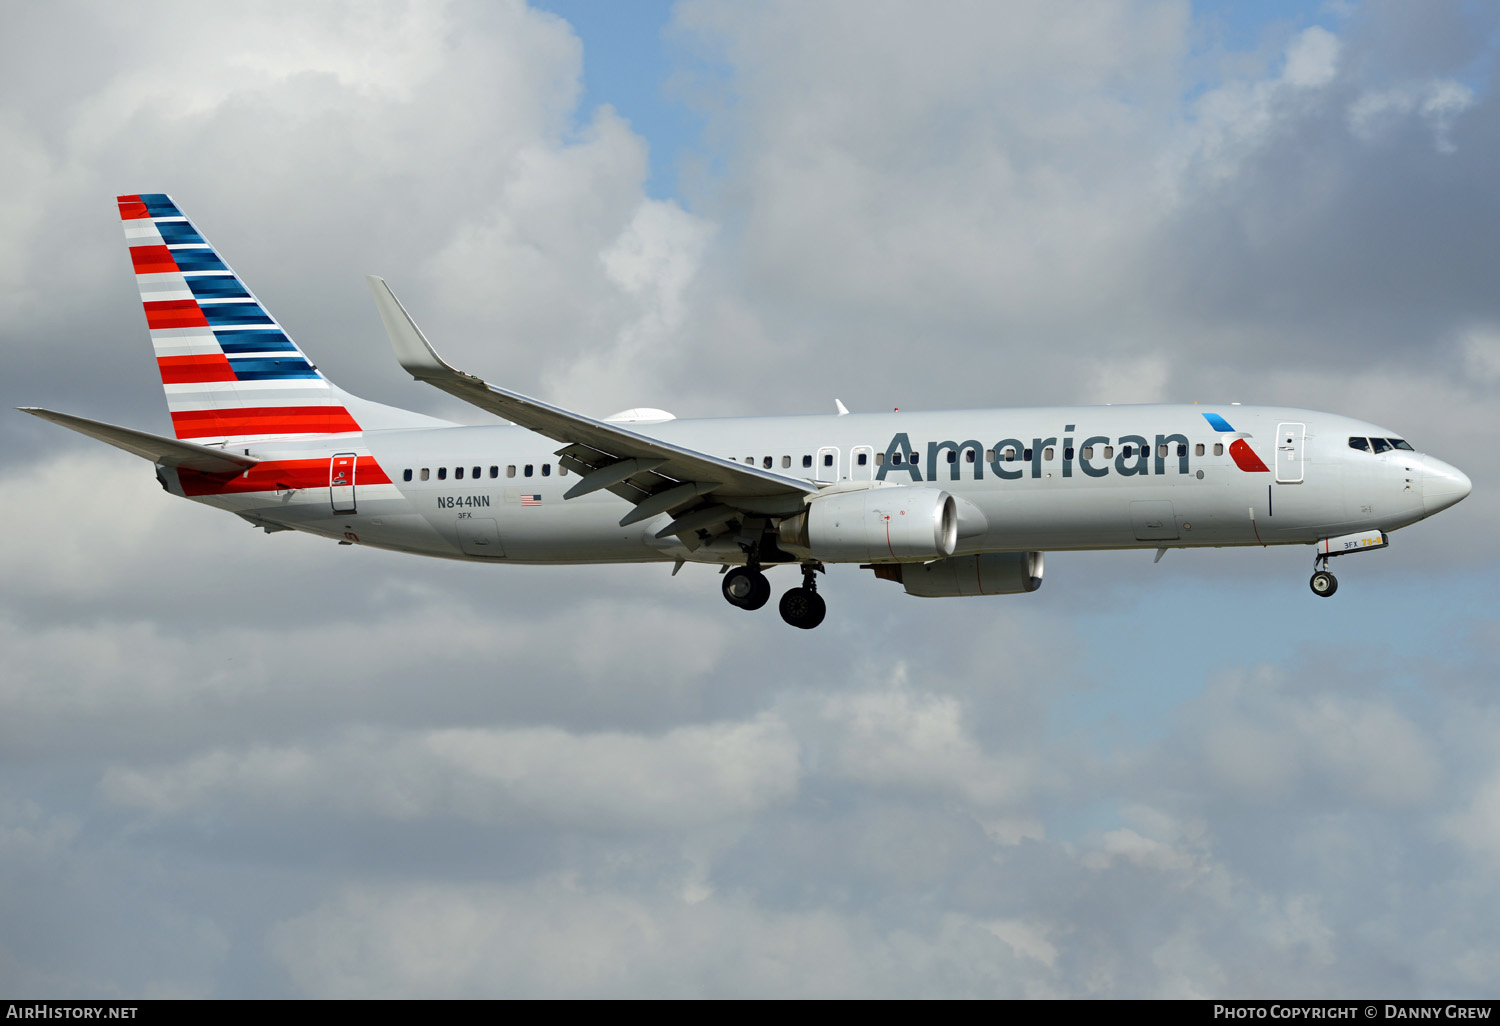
1081, 446, 1093, 459
985, 449, 995, 461
524, 465, 534, 477
781, 456, 791, 469
1157, 444, 1168, 458
420, 468, 430, 481
456, 467, 464, 480
910, 453, 920, 466
1004, 447, 1017, 462
1177, 444, 1187, 457
403, 469, 413, 482
489, 466, 498, 478
438, 467, 447, 480
965, 450, 976, 463
763, 456, 772, 469
823, 453, 834, 467
1213, 443, 1223, 456
1024, 448, 1033, 461
1104, 446, 1114, 459
745, 457, 754, 465
1043, 447, 1054, 461
506, 465, 516, 478
1063, 447, 1074, 460
947, 450, 957, 464
857, 452, 868, 466
803, 455, 812, 468
1195, 443, 1205, 457
473, 466, 481, 478
1371, 437, 1392, 454
559, 466, 568, 476
892, 452, 903, 465
874, 452, 884, 466
542, 464, 551, 477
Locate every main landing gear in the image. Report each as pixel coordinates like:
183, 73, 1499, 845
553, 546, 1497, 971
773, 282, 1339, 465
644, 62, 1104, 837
778, 564, 827, 630
721, 561, 826, 628
1309, 554, 1338, 598
722, 565, 771, 610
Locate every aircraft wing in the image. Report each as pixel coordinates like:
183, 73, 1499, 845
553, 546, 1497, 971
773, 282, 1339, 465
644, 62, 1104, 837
367, 277, 816, 543
18, 408, 260, 475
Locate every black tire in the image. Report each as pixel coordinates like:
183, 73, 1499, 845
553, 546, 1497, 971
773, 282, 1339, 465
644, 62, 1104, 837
1309, 570, 1338, 597
778, 587, 827, 629
723, 567, 771, 610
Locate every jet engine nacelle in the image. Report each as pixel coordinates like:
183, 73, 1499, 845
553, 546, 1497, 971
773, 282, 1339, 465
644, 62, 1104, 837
781, 487, 958, 563
872, 552, 1044, 597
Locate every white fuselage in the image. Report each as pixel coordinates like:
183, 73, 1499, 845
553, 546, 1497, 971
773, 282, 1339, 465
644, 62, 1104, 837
160, 403, 1465, 566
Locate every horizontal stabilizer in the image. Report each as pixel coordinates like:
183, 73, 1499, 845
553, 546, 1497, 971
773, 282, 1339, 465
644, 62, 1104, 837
19, 408, 260, 474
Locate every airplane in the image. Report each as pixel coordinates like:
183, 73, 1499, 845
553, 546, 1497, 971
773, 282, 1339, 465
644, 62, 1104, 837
19, 194, 1473, 629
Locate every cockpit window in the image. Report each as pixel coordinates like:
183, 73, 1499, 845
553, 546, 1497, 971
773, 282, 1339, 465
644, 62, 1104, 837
1348, 437, 1370, 452
1388, 438, 1414, 451
1370, 437, 1393, 454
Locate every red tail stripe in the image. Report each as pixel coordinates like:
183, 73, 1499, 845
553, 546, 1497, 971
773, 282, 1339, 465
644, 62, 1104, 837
130, 245, 177, 274
117, 195, 149, 220
170, 406, 361, 439
178, 456, 391, 497
144, 299, 209, 329
157, 354, 236, 384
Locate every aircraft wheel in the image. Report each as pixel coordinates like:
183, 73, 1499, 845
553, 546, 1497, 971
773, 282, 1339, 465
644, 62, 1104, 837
778, 587, 827, 629
723, 567, 771, 610
1309, 570, 1338, 597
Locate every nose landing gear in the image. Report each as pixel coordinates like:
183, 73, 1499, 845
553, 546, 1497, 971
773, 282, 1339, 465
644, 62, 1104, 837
1309, 554, 1338, 598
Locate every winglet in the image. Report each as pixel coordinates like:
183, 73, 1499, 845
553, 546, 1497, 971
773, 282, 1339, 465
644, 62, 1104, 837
835, 399, 849, 416
366, 275, 456, 382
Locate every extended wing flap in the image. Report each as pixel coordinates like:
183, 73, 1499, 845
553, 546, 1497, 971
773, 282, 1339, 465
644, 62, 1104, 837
366, 276, 816, 525
19, 408, 260, 474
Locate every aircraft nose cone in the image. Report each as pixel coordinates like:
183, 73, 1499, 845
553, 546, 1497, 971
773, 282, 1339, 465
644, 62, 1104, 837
1423, 458, 1472, 516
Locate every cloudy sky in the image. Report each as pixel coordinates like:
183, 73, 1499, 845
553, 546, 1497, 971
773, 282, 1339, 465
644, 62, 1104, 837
3, 0, 1500, 998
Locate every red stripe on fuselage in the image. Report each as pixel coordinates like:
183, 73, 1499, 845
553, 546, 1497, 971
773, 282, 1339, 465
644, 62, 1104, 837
117, 195, 149, 220
170, 406, 362, 440
130, 245, 177, 274
157, 354, 236, 384
1229, 439, 1270, 472
178, 456, 392, 497
144, 299, 208, 329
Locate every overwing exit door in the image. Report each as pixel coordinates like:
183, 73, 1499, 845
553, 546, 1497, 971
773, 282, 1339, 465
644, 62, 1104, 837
330, 453, 357, 513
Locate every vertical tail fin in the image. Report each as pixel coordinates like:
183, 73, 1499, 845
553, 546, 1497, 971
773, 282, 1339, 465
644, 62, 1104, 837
118, 193, 362, 443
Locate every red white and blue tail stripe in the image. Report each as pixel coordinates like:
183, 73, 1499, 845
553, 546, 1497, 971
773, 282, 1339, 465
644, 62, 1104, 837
118, 193, 361, 443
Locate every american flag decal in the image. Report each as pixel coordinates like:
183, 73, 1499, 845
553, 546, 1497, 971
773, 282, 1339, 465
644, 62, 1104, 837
521, 494, 542, 507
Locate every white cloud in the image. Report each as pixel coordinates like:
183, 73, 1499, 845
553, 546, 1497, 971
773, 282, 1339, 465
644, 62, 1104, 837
101, 715, 801, 830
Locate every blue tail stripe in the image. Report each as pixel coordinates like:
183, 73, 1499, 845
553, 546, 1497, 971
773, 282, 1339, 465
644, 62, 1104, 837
186, 275, 251, 300
214, 329, 297, 354
171, 249, 229, 273
1202, 412, 1236, 432
157, 222, 207, 246
229, 357, 320, 380
201, 302, 273, 326
140, 194, 182, 218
